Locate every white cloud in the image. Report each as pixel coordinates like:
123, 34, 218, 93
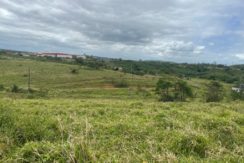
193, 46, 205, 54
0, 0, 243, 63
0, 8, 14, 19
143, 40, 205, 56
235, 54, 244, 60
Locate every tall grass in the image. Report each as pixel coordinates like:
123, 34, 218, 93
0, 99, 243, 162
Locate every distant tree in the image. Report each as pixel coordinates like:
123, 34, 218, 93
231, 85, 244, 100
75, 58, 84, 65
0, 84, 4, 91
156, 79, 174, 101
205, 81, 224, 102
11, 84, 20, 93
174, 80, 193, 101
113, 79, 129, 88
70, 68, 79, 74
231, 90, 244, 100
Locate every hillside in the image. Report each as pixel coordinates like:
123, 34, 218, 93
0, 54, 243, 162
0, 54, 221, 100
1, 50, 244, 85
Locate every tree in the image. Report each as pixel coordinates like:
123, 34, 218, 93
11, 84, 19, 93
174, 80, 193, 101
70, 68, 79, 74
156, 79, 173, 101
231, 90, 243, 100
231, 86, 244, 100
205, 81, 224, 102
0, 84, 4, 91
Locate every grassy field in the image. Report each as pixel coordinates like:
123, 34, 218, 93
0, 56, 243, 162
0, 99, 243, 162
0, 57, 159, 100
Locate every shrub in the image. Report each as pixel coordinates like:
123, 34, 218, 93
231, 90, 244, 101
113, 80, 129, 88
11, 84, 20, 93
70, 68, 79, 74
156, 79, 193, 102
156, 79, 173, 102
174, 80, 193, 101
205, 81, 224, 102
0, 85, 4, 91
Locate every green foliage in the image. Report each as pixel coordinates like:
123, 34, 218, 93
174, 80, 193, 101
10, 84, 20, 93
108, 59, 243, 84
0, 85, 4, 91
156, 79, 174, 101
156, 79, 193, 102
231, 90, 244, 101
205, 81, 224, 102
76, 56, 107, 70
70, 68, 79, 74
113, 79, 129, 88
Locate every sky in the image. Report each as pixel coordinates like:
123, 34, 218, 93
0, 0, 244, 64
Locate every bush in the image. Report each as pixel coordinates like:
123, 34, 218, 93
0, 85, 4, 91
174, 80, 193, 101
70, 68, 79, 74
205, 81, 224, 102
113, 80, 129, 88
11, 84, 20, 93
231, 90, 244, 101
156, 79, 193, 102
156, 79, 173, 102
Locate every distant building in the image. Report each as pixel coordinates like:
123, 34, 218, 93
72, 55, 86, 59
37, 53, 86, 59
113, 67, 123, 71
232, 84, 244, 93
38, 53, 73, 59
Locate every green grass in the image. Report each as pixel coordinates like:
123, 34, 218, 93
0, 56, 243, 162
0, 58, 157, 89
0, 57, 230, 101
0, 99, 243, 162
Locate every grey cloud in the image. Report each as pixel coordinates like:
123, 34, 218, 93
0, 0, 244, 63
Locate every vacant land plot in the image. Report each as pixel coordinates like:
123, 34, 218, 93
0, 99, 243, 162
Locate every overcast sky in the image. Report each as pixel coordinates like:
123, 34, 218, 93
0, 0, 244, 64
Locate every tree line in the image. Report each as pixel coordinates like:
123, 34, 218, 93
155, 79, 241, 102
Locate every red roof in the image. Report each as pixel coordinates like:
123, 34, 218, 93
42, 53, 71, 56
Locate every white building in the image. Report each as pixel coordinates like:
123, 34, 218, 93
38, 53, 73, 59
232, 84, 244, 93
